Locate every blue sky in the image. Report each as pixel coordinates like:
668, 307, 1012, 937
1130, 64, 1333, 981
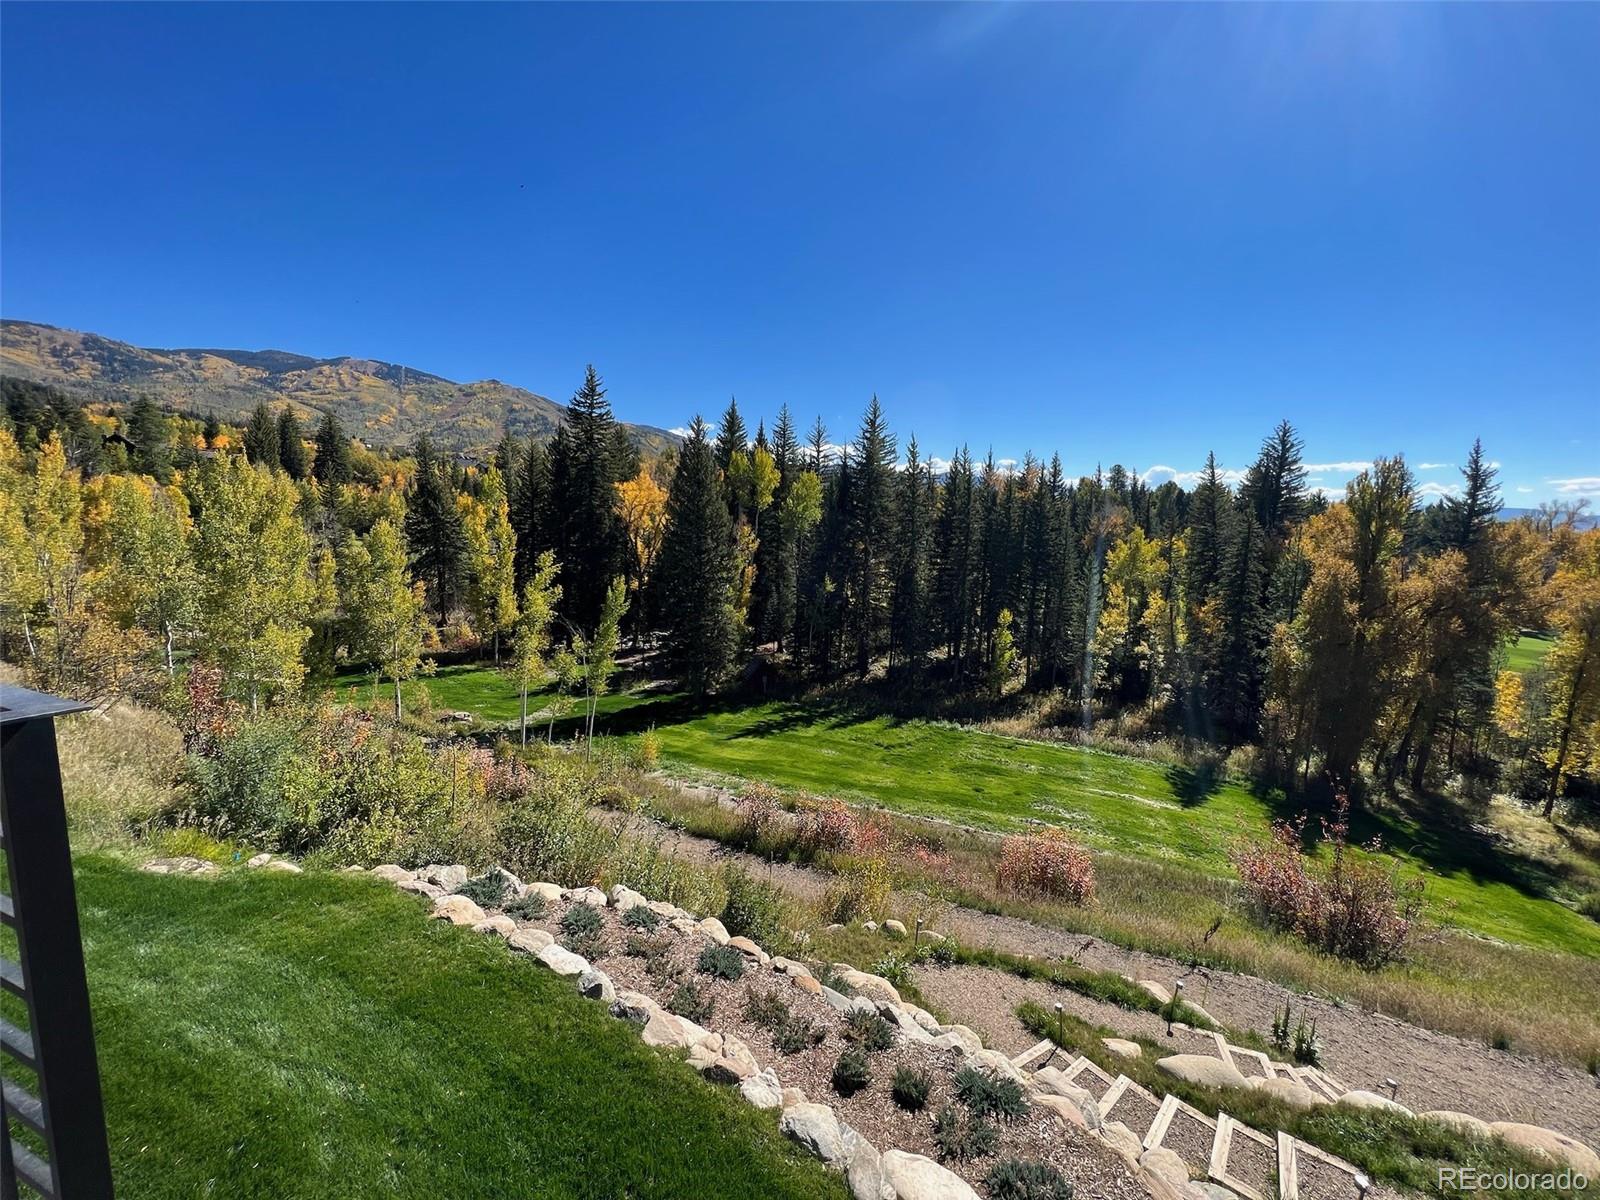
3, 3, 1596, 502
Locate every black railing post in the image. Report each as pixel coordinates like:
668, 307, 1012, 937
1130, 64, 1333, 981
0, 685, 114, 1200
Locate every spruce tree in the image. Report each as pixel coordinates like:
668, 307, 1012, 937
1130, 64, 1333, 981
404, 434, 468, 621
890, 437, 935, 668
243, 402, 280, 468
714, 398, 748, 475
513, 437, 549, 588
656, 418, 736, 692
127, 395, 171, 480
934, 447, 976, 679
312, 413, 354, 488
845, 397, 898, 674
546, 366, 624, 628
202, 410, 222, 447
277, 408, 308, 481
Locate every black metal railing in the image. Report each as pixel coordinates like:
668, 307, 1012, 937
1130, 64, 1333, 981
0, 685, 114, 1200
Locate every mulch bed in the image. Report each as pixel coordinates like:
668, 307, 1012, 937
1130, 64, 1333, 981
1158, 1109, 1217, 1177
514, 894, 1148, 1200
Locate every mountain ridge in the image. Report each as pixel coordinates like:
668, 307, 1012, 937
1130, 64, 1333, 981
0, 319, 679, 457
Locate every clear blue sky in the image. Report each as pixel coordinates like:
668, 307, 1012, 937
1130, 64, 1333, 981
3, 3, 1596, 502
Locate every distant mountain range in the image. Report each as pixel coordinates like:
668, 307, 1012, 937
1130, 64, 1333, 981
0, 319, 679, 457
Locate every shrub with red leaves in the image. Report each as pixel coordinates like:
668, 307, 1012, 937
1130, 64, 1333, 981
794, 796, 858, 855
1230, 795, 1424, 968
995, 827, 1096, 905
734, 781, 784, 843
180, 661, 237, 757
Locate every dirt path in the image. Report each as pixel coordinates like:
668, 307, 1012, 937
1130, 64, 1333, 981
645, 821, 1600, 1144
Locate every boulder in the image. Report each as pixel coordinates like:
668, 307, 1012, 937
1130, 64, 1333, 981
1034, 1092, 1092, 1131
397, 878, 444, 899
370, 864, 412, 883
1156, 1054, 1249, 1091
847, 1137, 893, 1200
820, 986, 856, 1014
1030, 1071, 1101, 1130
771, 956, 813, 978
697, 1052, 760, 1086
1184, 1001, 1219, 1028
564, 885, 607, 907
525, 881, 565, 903
642, 1009, 713, 1051
720, 1032, 761, 1078
1488, 1123, 1600, 1176
421, 863, 468, 891
1099, 1120, 1144, 1165
141, 857, 219, 875
727, 936, 771, 964
834, 967, 901, 1005
792, 975, 824, 996
824, 923, 844, 933
849, 995, 879, 1018
1337, 1090, 1414, 1118
862, 921, 878, 933
246, 853, 272, 868
472, 914, 518, 937
535, 944, 589, 977
1251, 1077, 1323, 1110
932, 1024, 983, 1055
432, 895, 487, 926
1192, 1185, 1242, 1200
646, 899, 684, 920
610, 990, 662, 1025
1140, 1147, 1192, 1190
882, 919, 908, 939
1103, 1037, 1142, 1059
608, 884, 649, 911
878, 1149, 981, 1200
740, 1069, 784, 1110
904, 1005, 942, 1033
698, 917, 731, 945
669, 916, 700, 935
781, 1086, 809, 1107
1419, 1110, 1493, 1139
1138, 979, 1173, 1005
879, 1004, 935, 1045
507, 928, 555, 955
968, 1048, 1030, 1088
264, 858, 303, 873
780, 1103, 854, 1168
576, 967, 616, 1003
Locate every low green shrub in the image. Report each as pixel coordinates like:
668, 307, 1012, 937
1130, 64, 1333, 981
891, 1065, 931, 1111
844, 1009, 897, 1052
932, 1104, 998, 1162
622, 906, 660, 931
831, 1047, 871, 1097
696, 944, 746, 981
503, 892, 547, 922
984, 1158, 1072, 1200
743, 988, 790, 1031
1578, 892, 1600, 923
455, 869, 514, 908
560, 903, 603, 957
953, 1065, 1027, 1121
775, 1016, 824, 1054
668, 982, 714, 1024
720, 866, 786, 947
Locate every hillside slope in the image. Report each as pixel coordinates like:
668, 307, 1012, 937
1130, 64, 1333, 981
0, 319, 679, 456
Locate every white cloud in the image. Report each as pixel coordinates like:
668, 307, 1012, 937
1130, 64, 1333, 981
1515, 486, 1534, 494
668, 427, 691, 438
1548, 476, 1600, 496
1416, 481, 1460, 498
1139, 464, 1247, 488
1416, 462, 1452, 471
1304, 461, 1372, 474
1311, 485, 1346, 500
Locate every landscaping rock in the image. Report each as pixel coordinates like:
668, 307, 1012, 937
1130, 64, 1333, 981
610, 990, 661, 1025
834, 967, 901, 1005
1030, 1070, 1101, 1129
1251, 1076, 1323, 1110
645, 899, 686, 920
1192, 1185, 1241, 1200
1098, 1120, 1144, 1165
421, 863, 468, 891
932, 1024, 983, 1055
642, 1009, 713, 1051
879, 1003, 935, 1045
846, 1137, 892, 1200
1156, 1054, 1249, 1091
905, 1004, 941, 1032
370, 864, 412, 883
820, 986, 856, 1014
969, 1048, 1030, 1088
564, 885, 607, 907
246, 853, 272, 867
1419, 1110, 1493, 1138
771, 956, 813, 978
1138, 979, 1172, 1004
740, 1069, 784, 1110
669, 916, 700, 935
1103, 1037, 1142, 1059
397, 878, 444, 898
577, 967, 616, 1003
524, 881, 564, 903
472, 914, 518, 936
1034, 1092, 1092, 1131
535, 944, 589, 977
849, 995, 879, 1018
862, 921, 878, 933
507, 928, 554, 955
780, 1103, 854, 1168
432, 895, 487, 926
727, 936, 771, 964
824, 923, 844, 933
698, 917, 731, 945
878, 1149, 980, 1200
1487, 1123, 1600, 1176
721, 1032, 761, 1077
608, 884, 648, 911
264, 858, 303, 873
1140, 1147, 1191, 1190
1338, 1090, 1413, 1118
882, 919, 908, 939
141, 857, 218, 875
792, 974, 824, 996
781, 1086, 808, 1107
1184, 1001, 1218, 1027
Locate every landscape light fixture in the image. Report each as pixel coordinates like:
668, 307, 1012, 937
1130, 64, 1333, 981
914, 918, 923, 951
1384, 1077, 1400, 1100
1053, 1001, 1064, 1048
1354, 1173, 1371, 1199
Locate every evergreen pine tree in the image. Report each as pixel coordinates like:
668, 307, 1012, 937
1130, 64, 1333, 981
312, 413, 353, 488
127, 395, 171, 480
846, 397, 898, 674
202, 410, 222, 447
513, 438, 549, 589
546, 366, 624, 628
890, 437, 935, 669
656, 418, 737, 692
714, 398, 748, 475
243, 402, 280, 468
404, 434, 468, 621
277, 409, 308, 481
933, 447, 976, 679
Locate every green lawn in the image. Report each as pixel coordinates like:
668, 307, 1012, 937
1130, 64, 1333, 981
329, 663, 654, 730
328, 665, 1600, 957
76, 856, 843, 1200
1506, 633, 1554, 675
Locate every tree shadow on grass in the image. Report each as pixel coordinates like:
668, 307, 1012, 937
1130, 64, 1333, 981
1165, 760, 1224, 808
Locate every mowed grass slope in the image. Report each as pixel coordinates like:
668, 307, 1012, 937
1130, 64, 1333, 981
77, 856, 843, 1200
326, 666, 1600, 956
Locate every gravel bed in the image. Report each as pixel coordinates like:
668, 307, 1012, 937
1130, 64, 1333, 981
1222, 1128, 1277, 1199
1299, 1155, 1363, 1200
1158, 1109, 1216, 1175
